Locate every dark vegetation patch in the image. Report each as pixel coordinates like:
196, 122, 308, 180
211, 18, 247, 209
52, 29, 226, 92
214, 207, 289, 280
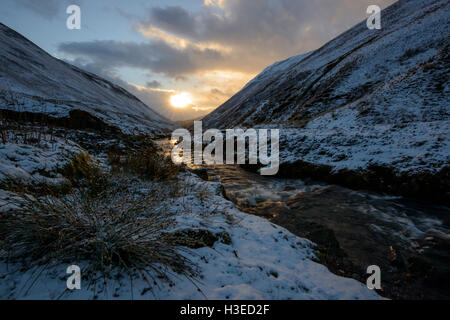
0, 176, 72, 198
0, 108, 119, 133
399, 47, 427, 62
108, 139, 183, 181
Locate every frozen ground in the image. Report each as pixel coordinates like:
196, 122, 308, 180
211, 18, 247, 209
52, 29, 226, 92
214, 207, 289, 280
277, 114, 450, 174
0, 138, 382, 299
0, 133, 82, 185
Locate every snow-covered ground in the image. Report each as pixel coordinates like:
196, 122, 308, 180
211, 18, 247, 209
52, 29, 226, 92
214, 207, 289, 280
0, 167, 382, 300
278, 113, 450, 174
0, 133, 82, 185
0, 133, 382, 300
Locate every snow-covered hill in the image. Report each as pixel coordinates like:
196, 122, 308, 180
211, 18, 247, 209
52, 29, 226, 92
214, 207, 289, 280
203, 0, 449, 184
0, 23, 175, 136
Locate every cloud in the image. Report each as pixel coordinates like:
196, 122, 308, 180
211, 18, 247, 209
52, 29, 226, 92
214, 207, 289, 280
146, 80, 162, 88
149, 6, 197, 37
16, 0, 82, 20
58, 0, 397, 78
65, 56, 210, 121
204, 0, 227, 9
135, 0, 395, 75
58, 39, 224, 77
210, 88, 228, 97
58, 0, 397, 120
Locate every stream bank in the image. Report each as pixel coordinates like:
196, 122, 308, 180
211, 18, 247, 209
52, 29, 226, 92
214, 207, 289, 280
158, 139, 450, 299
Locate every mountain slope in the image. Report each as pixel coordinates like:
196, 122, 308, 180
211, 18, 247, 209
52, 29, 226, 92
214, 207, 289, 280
0, 23, 174, 136
203, 0, 449, 181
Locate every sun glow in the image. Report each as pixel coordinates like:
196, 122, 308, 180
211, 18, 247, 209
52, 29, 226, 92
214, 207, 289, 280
170, 92, 192, 108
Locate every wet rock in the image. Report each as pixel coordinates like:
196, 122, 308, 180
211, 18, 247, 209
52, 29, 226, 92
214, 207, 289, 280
190, 168, 208, 181
308, 229, 344, 257
407, 256, 432, 278
389, 246, 406, 270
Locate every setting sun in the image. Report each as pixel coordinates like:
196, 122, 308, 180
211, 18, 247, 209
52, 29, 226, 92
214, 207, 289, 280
170, 92, 192, 108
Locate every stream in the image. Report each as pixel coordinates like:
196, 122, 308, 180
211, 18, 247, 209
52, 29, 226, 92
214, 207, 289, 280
157, 139, 450, 299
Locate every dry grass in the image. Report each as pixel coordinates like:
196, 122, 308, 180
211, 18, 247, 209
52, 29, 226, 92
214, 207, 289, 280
0, 104, 55, 146
0, 175, 198, 293
109, 143, 183, 181
61, 152, 105, 191
0, 125, 53, 146
0, 175, 72, 198
0, 132, 198, 295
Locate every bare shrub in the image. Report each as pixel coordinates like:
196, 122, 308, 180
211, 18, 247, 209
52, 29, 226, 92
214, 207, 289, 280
0, 175, 72, 197
61, 152, 105, 192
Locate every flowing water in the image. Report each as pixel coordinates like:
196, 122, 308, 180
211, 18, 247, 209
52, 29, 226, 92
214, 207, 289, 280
157, 139, 450, 299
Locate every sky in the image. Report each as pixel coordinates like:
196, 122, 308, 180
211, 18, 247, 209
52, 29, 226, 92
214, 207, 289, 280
0, 0, 396, 121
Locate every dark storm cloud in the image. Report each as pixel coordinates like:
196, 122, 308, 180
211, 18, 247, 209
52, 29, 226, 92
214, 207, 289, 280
64, 57, 130, 90
149, 6, 197, 37
146, 80, 162, 88
16, 0, 82, 20
224, 1, 393, 50
139, 0, 396, 48
58, 39, 224, 77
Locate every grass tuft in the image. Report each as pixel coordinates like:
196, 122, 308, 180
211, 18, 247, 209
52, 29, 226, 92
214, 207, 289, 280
61, 152, 105, 191
109, 143, 183, 181
0, 175, 198, 294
